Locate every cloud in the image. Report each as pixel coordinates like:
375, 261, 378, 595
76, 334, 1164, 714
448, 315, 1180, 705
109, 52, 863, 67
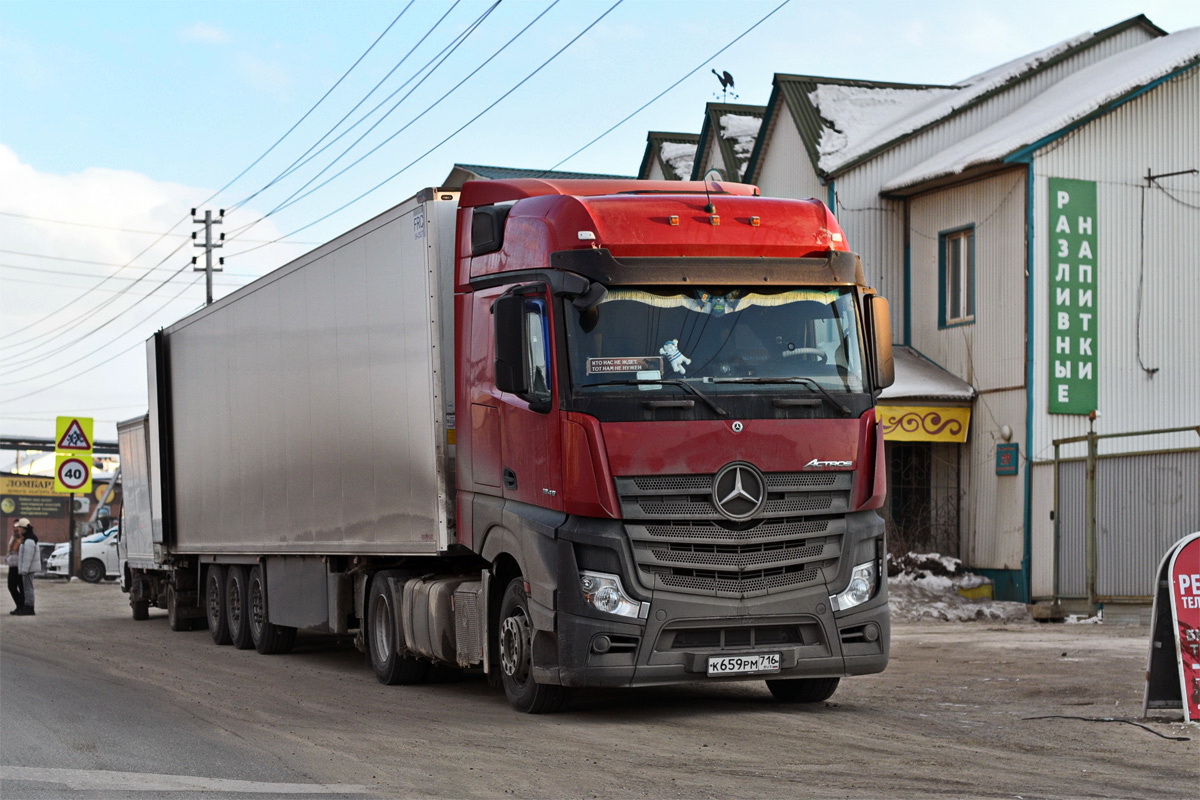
181, 22, 232, 45
0, 144, 299, 440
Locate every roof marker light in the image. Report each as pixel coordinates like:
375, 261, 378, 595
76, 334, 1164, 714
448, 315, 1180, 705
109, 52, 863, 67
749, 216, 761, 227
669, 215, 679, 226
709, 215, 720, 226
831, 232, 843, 242
578, 231, 596, 240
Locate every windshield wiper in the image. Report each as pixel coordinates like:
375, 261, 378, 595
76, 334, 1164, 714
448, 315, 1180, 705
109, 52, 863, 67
587, 379, 728, 417
709, 377, 852, 416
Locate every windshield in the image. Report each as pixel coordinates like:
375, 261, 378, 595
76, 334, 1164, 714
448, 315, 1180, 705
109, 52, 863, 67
566, 287, 865, 393
82, 527, 117, 543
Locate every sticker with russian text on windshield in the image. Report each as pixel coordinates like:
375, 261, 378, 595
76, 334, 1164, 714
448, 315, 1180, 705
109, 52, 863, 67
587, 357, 663, 374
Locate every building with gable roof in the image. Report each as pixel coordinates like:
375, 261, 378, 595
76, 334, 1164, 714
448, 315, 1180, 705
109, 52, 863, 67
690, 102, 766, 181
649, 14, 1198, 604
638, 132, 701, 181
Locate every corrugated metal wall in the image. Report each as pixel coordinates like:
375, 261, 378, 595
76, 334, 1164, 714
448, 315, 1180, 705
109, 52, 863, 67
1032, 67, 1200, 457
1053, 447, 1200, 599
754, 121, 826, 203
826, 23, 1158, 345
908, 171, 1026, 389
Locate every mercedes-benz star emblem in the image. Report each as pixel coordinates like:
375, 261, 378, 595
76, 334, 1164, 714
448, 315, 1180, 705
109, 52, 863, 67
712, 462, 766, 521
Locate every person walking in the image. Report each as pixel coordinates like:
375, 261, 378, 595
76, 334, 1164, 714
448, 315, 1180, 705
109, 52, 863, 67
15, 520, 39, 615
7, 520, 26, 614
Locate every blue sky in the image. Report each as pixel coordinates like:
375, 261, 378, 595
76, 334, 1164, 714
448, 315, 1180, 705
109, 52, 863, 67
1, 0, 1197, 448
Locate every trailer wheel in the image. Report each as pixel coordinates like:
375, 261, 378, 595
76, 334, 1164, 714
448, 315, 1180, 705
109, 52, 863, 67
226, 566, 254, 650
248, 565, 296, 655
765, 677, 840, 703
79, 558, 105, 583
131, 599, 150, 621
366, 572, 428, 685
498, 578, 568, 714
205, 565, 232, 645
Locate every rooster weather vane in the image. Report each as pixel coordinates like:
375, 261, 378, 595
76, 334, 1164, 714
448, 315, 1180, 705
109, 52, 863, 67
712, 69, 738, 102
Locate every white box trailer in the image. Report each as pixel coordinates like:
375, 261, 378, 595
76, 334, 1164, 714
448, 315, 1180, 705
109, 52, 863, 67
122, 190, 467, 638
156, 190, 458, 556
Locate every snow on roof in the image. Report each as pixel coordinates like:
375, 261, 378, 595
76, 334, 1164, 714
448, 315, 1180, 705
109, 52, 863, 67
719, 113, 762, 178
884, 28, 1199, 192
812, 85, 957, 166
658, 141, 696, 180
816, 31, 1095, 173
880, 347, 976, 402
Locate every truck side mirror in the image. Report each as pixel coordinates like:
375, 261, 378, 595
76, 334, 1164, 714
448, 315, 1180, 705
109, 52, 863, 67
870, 295, 895, 389
494, 294, 529, 396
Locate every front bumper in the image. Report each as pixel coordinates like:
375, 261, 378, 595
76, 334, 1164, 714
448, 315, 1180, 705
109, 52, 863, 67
540, 510, 889, 689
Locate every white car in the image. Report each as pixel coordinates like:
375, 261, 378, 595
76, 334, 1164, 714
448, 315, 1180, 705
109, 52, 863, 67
45, 526, 121, 583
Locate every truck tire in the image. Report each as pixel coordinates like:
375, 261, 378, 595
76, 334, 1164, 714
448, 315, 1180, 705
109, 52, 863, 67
226, 566, 254, 650
248, 565, 296, 655
498, 578, 568, 714
206, 565, 232, 646
80, 558, 105, 583
766, 677, 840, 703
167, 584, 189, 632
131, 599, 150, 621
366, 572, 429, 685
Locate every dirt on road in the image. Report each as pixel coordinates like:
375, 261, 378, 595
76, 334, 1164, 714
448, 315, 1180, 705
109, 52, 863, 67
2, 579, 1195, 799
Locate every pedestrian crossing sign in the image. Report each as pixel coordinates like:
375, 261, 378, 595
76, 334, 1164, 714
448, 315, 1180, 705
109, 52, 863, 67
56, 416, 94, 452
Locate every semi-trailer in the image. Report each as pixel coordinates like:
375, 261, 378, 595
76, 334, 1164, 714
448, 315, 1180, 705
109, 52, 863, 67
118, 178, 895, 713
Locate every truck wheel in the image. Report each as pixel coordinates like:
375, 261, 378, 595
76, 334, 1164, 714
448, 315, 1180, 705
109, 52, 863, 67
498, 578, 568, 714
167, 584, 189, 632
226, 566, 254, 650
206, 565, 232, 645
766, 677, 840, 703
248, 565, 296, 655
366, 572, 428, 685
131, 599, 150, 621
80, 558, 105, 583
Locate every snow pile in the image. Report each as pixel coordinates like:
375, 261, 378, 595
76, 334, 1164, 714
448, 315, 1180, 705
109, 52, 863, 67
815, 31, 1093, 172
719, 114, 761, 177
885, 27, 1200, 191
887, 552, 1033, 623
658, 141, 697, 181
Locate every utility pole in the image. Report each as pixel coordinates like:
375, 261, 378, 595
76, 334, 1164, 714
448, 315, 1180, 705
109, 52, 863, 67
191, 208, 225, 306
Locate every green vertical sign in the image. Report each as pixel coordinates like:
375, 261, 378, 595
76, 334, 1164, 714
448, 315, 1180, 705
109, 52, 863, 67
1048, 178, 1098, 415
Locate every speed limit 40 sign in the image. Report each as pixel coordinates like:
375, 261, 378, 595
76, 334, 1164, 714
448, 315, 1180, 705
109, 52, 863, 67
55, 455, 92, 494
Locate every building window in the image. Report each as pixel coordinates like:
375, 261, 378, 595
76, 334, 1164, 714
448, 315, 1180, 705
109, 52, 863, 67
939, 227, 975, 327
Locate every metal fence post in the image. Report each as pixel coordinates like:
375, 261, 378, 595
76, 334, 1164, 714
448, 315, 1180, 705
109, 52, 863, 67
1085, 416, 1098, 613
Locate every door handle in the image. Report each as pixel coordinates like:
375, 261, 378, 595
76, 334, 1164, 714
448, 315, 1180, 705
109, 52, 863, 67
503, 468, 518, 490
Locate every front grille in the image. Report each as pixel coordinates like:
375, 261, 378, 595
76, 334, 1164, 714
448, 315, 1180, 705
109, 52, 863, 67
669, 624, 806, 650
619, 468, 849, 597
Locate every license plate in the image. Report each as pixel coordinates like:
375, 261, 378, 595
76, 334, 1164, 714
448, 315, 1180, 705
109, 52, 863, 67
707, 653, 781, 676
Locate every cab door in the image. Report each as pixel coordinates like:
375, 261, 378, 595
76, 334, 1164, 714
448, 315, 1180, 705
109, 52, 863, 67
494, 288, 563, 511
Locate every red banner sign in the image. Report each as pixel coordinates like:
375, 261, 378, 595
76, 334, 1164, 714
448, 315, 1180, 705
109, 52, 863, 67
1169, 533, 1200, 722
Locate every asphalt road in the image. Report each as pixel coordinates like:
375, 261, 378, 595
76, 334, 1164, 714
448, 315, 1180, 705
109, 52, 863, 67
1, 579, 1195, 799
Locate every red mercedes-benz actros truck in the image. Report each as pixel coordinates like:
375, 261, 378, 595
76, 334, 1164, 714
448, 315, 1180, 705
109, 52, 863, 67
118, 178, 894, 713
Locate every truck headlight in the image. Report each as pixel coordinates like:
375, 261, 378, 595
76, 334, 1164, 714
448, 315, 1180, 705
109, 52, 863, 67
579, 571, 647, 619
830, 560, 879, 612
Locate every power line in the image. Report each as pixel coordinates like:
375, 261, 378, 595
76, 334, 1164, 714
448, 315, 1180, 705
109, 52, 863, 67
1, 272, 202, 394
228, 0, 458, 214
227, 0, 598, 257
209, 3, 417, 214
0, 258, 194, 371
256, 0, 505, 221
0, 210, 318, 244
0, 262, 253, 283
543, 0, 791, 172
223, 0, 496, 245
